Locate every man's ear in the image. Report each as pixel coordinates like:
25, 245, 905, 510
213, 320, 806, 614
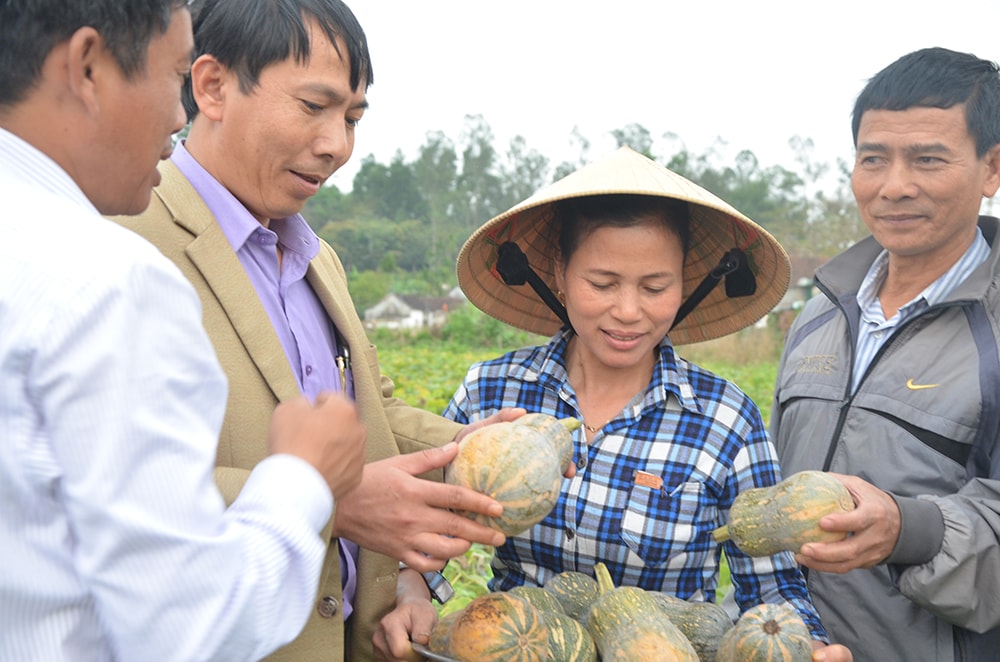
983, 143, 1000, 199
189, 54, 228, 122
64, 26, 104, 115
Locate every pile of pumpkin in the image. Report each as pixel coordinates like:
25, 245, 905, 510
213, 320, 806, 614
423, 562, 816, 662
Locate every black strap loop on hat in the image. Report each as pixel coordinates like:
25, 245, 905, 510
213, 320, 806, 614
495, 241, 572, 328
671, 248, 757, 330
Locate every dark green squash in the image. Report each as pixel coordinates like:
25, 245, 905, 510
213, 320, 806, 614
650, 592, 733, 662
509, 585, 566, 615
543, 570, 599, 621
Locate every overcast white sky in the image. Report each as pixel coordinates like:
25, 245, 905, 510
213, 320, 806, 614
334, 0, 1000, 198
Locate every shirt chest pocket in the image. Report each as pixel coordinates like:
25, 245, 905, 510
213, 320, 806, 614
619, 479, 715, 567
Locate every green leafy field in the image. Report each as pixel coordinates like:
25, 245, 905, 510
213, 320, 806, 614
371, 310, 780, 612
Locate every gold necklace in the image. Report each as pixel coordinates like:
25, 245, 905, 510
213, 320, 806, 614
583, 421, 605, 433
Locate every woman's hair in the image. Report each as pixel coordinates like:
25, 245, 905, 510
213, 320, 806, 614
553, 193, 691, 267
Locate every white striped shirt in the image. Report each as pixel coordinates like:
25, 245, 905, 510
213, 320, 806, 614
0, 127, 332, 661
853, 228, 990, 392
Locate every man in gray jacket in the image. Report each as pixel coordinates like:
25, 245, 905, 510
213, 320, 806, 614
772, 47, 1000, 661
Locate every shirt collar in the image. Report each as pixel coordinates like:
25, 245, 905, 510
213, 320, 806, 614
514, 328, 701, 415
0, 127, 97, 214
856, 226, 989, 323
171, 141, 319, 260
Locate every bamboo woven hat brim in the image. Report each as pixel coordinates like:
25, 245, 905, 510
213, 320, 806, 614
455, 146, 791, 345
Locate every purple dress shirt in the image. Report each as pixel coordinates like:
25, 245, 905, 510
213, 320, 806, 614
172, 142, 359, 620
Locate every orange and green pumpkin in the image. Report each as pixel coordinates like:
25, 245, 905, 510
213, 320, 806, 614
715, 603, 812, 662
445, 413, 580, 535
712, 470, 855, 556
448, 592, 549, 662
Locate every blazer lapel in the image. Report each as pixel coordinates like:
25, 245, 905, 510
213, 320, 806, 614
159, 162, 300, 403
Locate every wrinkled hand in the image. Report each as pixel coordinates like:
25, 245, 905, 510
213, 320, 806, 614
811, 639, 854, 661
267, 393, 366, 501
373, 568, 438, 662
333, 443, 506, 571
795, 473, 900, 573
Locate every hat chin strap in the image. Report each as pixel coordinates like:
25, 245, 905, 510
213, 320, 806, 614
495, 242, 757, 337
495, 242, 572, 329
671, 248, 757, 330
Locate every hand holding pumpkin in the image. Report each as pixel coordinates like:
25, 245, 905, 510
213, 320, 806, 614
331, 442, 508, 572
794, 473, 901, 573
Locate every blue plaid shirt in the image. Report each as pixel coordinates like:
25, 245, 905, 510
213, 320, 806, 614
444, 329, 826, 639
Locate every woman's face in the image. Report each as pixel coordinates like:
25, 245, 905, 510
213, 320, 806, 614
556, 217, 685, 372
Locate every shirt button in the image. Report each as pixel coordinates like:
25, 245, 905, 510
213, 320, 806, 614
576, 456, 587, 470
317, 596, 339, 618
565, 528, 575, 540
305, 365, 313, 376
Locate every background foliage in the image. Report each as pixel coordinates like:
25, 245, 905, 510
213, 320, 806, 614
310, 116, 870, 317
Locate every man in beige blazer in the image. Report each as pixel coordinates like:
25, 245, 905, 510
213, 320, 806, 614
114, 0, 514, 659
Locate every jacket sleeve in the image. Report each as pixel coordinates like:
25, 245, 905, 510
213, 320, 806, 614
897, 478, 1000, 632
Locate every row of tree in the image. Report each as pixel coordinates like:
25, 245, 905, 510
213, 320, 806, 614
303, 115, 870, 314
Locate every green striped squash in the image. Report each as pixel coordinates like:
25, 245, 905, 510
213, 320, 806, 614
543, 611, 598, 662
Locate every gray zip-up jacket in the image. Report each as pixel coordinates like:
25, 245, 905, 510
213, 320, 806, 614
772, 216, 1000, 662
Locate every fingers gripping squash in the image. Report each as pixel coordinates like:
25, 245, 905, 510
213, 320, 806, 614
445, 413, 580, 535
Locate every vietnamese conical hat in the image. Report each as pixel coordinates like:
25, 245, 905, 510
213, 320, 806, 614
455, 146, 790, 345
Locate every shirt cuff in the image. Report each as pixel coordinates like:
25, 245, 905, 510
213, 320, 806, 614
250, 453, 334, 531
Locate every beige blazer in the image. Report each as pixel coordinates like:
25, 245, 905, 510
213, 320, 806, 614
113, 160, 463, 661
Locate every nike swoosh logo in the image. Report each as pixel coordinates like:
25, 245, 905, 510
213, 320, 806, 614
906, 378, 940, 391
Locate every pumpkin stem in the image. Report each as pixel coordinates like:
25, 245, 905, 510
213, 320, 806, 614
711, 525, 730, 543
593, 562, 616, 595
763, 620, 781, 635
559, 418, 583, 432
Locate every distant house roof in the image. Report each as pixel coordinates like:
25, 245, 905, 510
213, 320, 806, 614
363, 292, 465, 328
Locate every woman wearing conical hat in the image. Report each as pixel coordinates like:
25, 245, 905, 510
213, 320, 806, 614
437, 147, 852, 659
